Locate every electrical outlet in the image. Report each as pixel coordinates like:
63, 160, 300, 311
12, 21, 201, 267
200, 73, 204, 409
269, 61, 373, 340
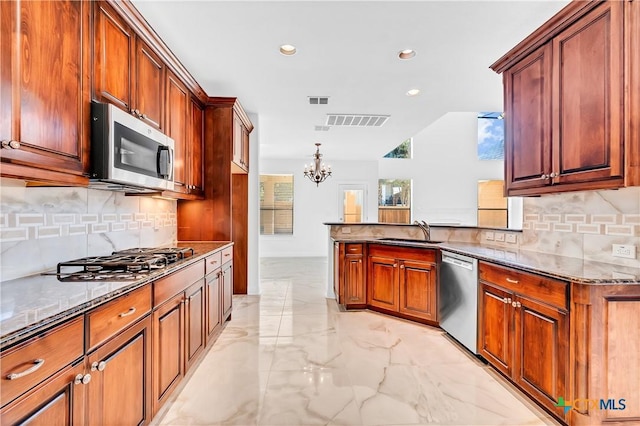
505, 233, 517, 244
342, 227, 351, 234
485, 231, 494, 241
495, 233, 505, 242
612, 244, 636, 259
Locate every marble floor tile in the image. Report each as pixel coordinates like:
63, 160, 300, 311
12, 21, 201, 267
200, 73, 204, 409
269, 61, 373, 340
153, 257, 557, 426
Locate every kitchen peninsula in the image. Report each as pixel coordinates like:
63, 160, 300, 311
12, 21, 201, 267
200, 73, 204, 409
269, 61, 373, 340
328, 222, 640, 425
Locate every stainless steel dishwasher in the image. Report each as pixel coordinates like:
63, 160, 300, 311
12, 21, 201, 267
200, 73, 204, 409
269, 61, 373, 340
439, 251, 479, 354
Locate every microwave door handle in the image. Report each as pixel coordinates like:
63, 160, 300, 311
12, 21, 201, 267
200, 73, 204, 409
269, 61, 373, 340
157, 146, 171, 179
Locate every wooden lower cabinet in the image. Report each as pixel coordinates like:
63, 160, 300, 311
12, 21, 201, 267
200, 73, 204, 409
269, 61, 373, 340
86, 316, 152, 426
221, 261, 233, 322
152, 293, 184, 414
478, 262, 569, 423
0, 361, 87, 426
366, 244, 438, 323
205, 269, 222, 343
185, 279, 205, 372
334, 243, 366, 308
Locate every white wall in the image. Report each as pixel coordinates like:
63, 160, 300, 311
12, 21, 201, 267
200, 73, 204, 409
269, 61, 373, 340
259, 158, 378, 257
379, 112, 504, 226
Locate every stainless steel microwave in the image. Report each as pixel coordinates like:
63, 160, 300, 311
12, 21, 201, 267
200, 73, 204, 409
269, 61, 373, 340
90, 102, 175, 192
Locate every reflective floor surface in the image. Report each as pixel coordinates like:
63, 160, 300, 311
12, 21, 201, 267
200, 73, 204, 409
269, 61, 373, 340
153, 257, 558, 426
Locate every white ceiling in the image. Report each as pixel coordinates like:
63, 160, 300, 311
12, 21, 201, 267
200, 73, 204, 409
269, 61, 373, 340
132, 0, 570, 161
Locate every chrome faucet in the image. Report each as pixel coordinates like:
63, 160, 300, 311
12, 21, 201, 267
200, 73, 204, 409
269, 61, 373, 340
413, 220, 431, 241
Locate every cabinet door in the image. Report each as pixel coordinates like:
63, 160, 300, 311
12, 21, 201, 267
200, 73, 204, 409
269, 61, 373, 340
93, 1, 132, 111
344, 254, 365, 306
333, 243, 341, 304
221, 262, 233, 322
367, 256, 398, 311
165, 71, 189, 193
0, 362, 86, 426
1, 0, 89, 183
478, 282, 513, 376
241, 125, 250, 171
185, 279, 205, 372
135, 39, 164, 130
398, 260, 437, 322
514, 296, 569, 421
188, 98, 204, 195
504, 44, 553, 194
231, 115, 248, 173
86, 316, 152, 426
205, 271, 221, 343
152, 293, 184, 414
552, 1, 624, 187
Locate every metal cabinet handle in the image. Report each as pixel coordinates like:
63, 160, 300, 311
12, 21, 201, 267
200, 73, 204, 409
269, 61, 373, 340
118, 307, 136, 318
6, 359, 45, 380
400, 265, 405, 269
224, 253, 231, 257
91, 361, 106, 372
511, 301, 517, 307
393, 264, 397, 268
210, 260, 218, 265
141, 113, 147, 120
540, 174, 548, 179
503, 297, 512, 304
1, 140, 21, 149
74, 373, 91, 385
506, 278, 519, 284
549, 172, 558, 178
358, 259, 362, 263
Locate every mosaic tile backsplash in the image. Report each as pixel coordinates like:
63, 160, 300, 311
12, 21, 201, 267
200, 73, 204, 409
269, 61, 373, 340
0, 179, 177, 281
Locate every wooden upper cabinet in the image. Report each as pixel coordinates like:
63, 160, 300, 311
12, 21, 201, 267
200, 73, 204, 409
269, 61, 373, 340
551, 1, 624, 187
232, 115, 250, 173
503, 44, 553, 193
134, 39, 164, 129
494, 0, 629, 196
165, 71, 189, 193
93, 1, 165, 130
0, 0, 90, 185
188, 98, 204, 196
93, 1, 133, 111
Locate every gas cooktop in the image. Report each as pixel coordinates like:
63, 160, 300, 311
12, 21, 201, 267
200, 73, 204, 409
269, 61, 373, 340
46, 247, 194, 282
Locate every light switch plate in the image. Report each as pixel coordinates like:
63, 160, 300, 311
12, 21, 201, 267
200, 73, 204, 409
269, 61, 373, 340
485, 231, 494, 241
495, 233, 505, 242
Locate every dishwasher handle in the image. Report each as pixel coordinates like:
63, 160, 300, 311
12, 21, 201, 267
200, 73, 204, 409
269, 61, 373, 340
442, 255, 474, 271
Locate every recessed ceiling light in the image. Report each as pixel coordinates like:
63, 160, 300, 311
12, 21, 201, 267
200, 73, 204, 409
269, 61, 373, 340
406, 89, 420, 96
398, 49, 416, 60
280, 44, 297, 56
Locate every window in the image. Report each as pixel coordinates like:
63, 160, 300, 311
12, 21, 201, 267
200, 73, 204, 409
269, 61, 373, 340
477, 180, 508, 228
260, 174, 293, 235
477, 112, 504, 160
378, 179, 411, 223
383, 138, 412, 159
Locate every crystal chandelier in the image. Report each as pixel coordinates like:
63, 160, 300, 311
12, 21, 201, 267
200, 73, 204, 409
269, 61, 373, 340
303, 143, 332, 186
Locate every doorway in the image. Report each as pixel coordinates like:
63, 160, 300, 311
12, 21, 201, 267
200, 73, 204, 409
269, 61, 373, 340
338, 184, 367, 223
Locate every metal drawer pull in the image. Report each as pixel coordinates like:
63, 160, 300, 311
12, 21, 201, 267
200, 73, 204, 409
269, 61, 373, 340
506, 278, 519, 284
6, 359, 45, 380
1, 140, 21, 149
119, 307, 136, 318
400, 265, 405, 269
503, 297, 512, 304
210, 260, 218, 264
224, 253, 231, 257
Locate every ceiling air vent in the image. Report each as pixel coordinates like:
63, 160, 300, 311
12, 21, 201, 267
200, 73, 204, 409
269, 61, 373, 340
326, 114, 390, 127
315, 125, 331, 132
308, 96, 329, 105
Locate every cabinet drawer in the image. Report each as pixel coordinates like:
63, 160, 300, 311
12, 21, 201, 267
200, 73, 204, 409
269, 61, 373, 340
479, 262, 568, 310
87, 285, 151, 351
345, 244, 363, 254
154, 261, 204, 306
368, 244, 436, 263
205, 251, 222, 275
1, 316, 84, 406
221, 246, 233, 263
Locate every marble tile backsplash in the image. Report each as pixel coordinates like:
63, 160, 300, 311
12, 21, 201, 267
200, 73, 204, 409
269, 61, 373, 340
520, 186, 640, 268
0, 179, 177, 281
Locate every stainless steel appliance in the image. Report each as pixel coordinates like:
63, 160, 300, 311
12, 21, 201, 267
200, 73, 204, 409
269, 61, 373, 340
90, 102, 175, 193
47, 247, 193, 282
438, 250, 479, 354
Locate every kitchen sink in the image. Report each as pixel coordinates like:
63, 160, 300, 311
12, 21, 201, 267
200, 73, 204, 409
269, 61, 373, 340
375, 238, 442, 245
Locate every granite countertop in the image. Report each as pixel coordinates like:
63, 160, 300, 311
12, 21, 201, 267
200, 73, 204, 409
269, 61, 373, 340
333, 238, 640, 284
0, 241, 232, 349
